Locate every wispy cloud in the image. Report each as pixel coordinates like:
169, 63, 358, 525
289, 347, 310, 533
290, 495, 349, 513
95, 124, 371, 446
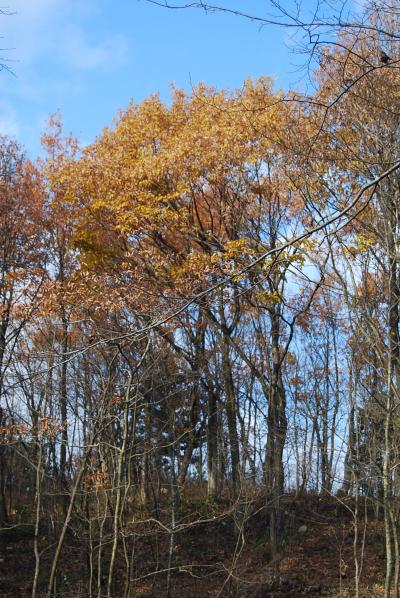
3, 0, 128, 71
57, 28, 128, 71
0, 0, 132, 156
0, 99, 20, 137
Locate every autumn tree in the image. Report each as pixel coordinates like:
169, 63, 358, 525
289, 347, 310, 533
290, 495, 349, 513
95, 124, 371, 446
0, 136, 46, 523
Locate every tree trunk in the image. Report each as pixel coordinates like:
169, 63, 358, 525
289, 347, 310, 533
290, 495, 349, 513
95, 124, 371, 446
266, 307, 287, 566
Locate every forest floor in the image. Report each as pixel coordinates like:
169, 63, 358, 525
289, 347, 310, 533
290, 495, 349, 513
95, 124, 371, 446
0, 493, 386, 597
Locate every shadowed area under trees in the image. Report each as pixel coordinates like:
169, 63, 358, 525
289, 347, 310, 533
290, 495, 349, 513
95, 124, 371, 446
0, 1, 400, 596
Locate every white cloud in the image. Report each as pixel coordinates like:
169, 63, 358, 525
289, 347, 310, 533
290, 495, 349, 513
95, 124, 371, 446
2, 0, 128, 70
0, 0, 131, 155
57, 28, 128, 70
2, 0, 68, 64
0, 100, 20, 137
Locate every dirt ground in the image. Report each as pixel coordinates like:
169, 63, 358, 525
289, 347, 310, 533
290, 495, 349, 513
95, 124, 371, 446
0, 494, 386, 597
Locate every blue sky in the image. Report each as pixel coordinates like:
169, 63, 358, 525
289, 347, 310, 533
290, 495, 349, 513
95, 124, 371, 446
0, 0, 339, 157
